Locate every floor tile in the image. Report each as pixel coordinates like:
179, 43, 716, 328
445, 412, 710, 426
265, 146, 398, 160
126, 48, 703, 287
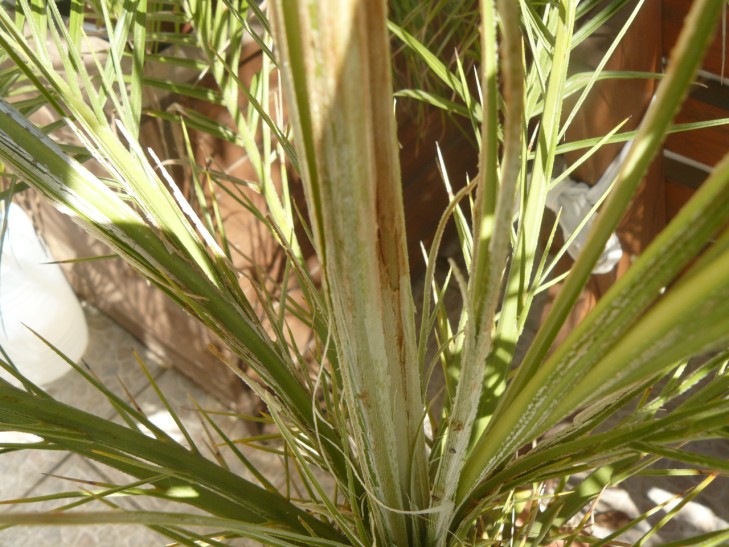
38, 305, 165, 419
0, 437, 70, 502
0, 455, 164, 547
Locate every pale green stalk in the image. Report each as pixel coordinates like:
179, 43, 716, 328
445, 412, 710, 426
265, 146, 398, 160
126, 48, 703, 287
269, 1, 427, 543
129, 0, 147, 135
471, 0, 527, 433
427, 0, 523, 541
485, 0, 577, 411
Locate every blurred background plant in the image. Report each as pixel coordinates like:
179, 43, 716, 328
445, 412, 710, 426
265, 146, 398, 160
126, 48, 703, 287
0, 0, 728, 545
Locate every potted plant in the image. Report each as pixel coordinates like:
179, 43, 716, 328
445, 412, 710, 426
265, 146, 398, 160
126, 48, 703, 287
0, 0, 728, 544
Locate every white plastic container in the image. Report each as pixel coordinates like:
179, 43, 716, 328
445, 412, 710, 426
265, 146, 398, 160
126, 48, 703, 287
0, 203, 88, 386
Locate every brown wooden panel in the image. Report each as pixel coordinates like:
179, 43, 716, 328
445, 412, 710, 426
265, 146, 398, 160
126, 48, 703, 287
398, 109, 477, 266
665, 179, 696, 220
665, 95, 729, 167
663, 0, 729, 78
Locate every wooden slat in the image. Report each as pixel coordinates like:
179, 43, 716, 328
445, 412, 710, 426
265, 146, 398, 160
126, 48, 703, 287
663, 154, 709, 189
663, 0, 729, 78
664, 3, 729, 193
666, 93, 729, 167
665, 179, 696, 221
